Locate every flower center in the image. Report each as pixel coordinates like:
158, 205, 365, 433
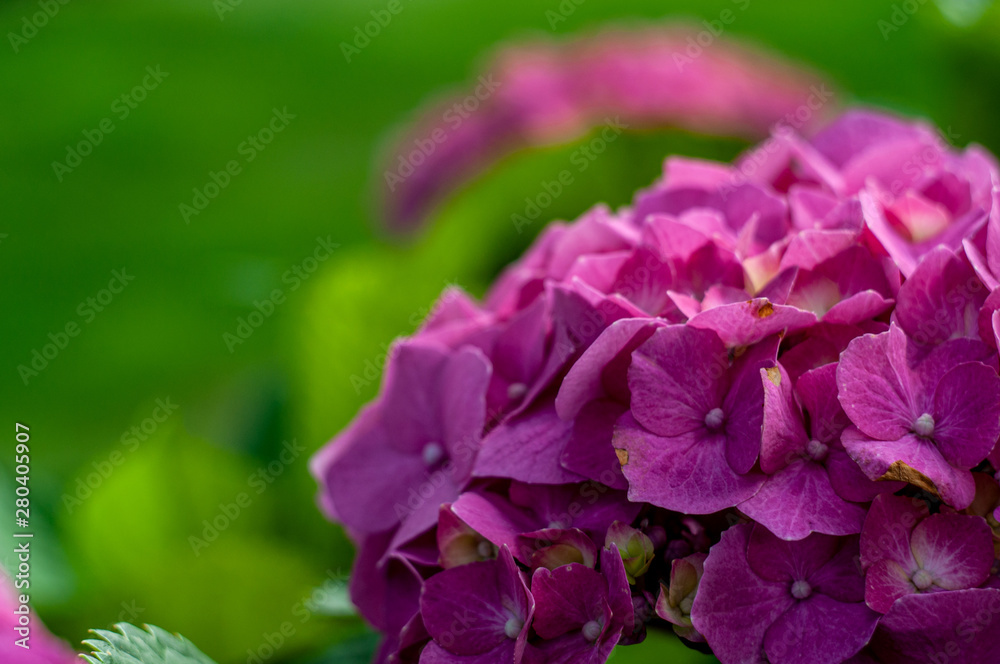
422, 442, 445, 467
507, 382, 528, 400
476, 540, 496, 559
912, 568, 935, 591
806, 439, 829, 462
790, 580, 812, 600
679, 596, 694, 615
913, 413, 935, 438
581, 620, 603, 642
504, 617, 523, 639
704, 408, 725, 430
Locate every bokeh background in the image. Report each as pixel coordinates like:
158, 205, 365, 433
3, 1, 1000, 662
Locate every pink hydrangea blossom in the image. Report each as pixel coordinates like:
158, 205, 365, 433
313, 106, 1000, 664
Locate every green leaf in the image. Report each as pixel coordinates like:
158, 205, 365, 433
81, 623, 217, 664
610, 629, 720, 663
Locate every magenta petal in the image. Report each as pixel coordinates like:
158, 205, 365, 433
781, 229, 859, 271
451, 492, 535, 559
763, 595, 879, 664
964, 236, 999, 291
628, 325, 729, 437
871, 589, 1000, 663
909, 514, 994, 591
808, 538, 867, 603
739, 461, 867, 540
396, 344, 489, 456
314, 342, 490, 534
826, 448, 900, 504
564, 250, 632, 294
614, 414, 765, 514
0, 575, 98, 664
860, 494, 927, 570
836, 326, 915, 442
810, 110, 932, 168
530, 632, 613, 664
351, 531, 424, 634
986, 190, 1000, 275
865, 558, 918, 614
474, 402, 587, 485
931, 361, 1000, 468
560, 400, 629, 490
391, 480, 464, 553
796, 363, 849, 443
723, 336, 780, 474
894, 246, 986, 346
687, 298, 817, 347
823, 291, 894, 325
787, 186, 843, 231
691, 525, 795, 664
842, 429, 977, 509
481, 294, 550, 413
555, 317, 663, 419
531, 564, 608, 638
860, 189, 920, 278
421, 546, 531, 657
759, 364, 808, 474
527, 283, 636, 408
321, 406, 461, 534
519, 527, 598, 571
600, 544, 635, 639
746, 526, 839, 583
418, 641, 516, 664
507, 482, 639, 544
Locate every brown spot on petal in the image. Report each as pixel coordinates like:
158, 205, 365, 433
879, 461, 939, 497
765, 367, 781, 386
615, 449, 629, 466
755, 301, 775, 318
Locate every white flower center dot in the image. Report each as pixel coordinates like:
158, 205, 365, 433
912, 569, 935, 590
476, 540, 495, 559
806, 439, 829, 462
791, 580, 812, 600
504, 617, 523, 639
705, 408, 725, 430
914, 413, 935, 438
422, 442, 444, 467
507, 382, 527, 400
582, 620, 603, 642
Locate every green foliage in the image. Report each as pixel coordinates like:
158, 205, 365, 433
611, 630, 720, 663
2, 1, 1000, 663
82, 623, 216, 664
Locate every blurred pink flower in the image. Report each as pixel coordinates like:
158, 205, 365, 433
0, 572, 77, 664
380, 25, 834, 232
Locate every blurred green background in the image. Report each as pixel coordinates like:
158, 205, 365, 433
2, 0, 1000, 662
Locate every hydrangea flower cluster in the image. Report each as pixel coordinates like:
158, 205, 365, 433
312, 110, 1000, 664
